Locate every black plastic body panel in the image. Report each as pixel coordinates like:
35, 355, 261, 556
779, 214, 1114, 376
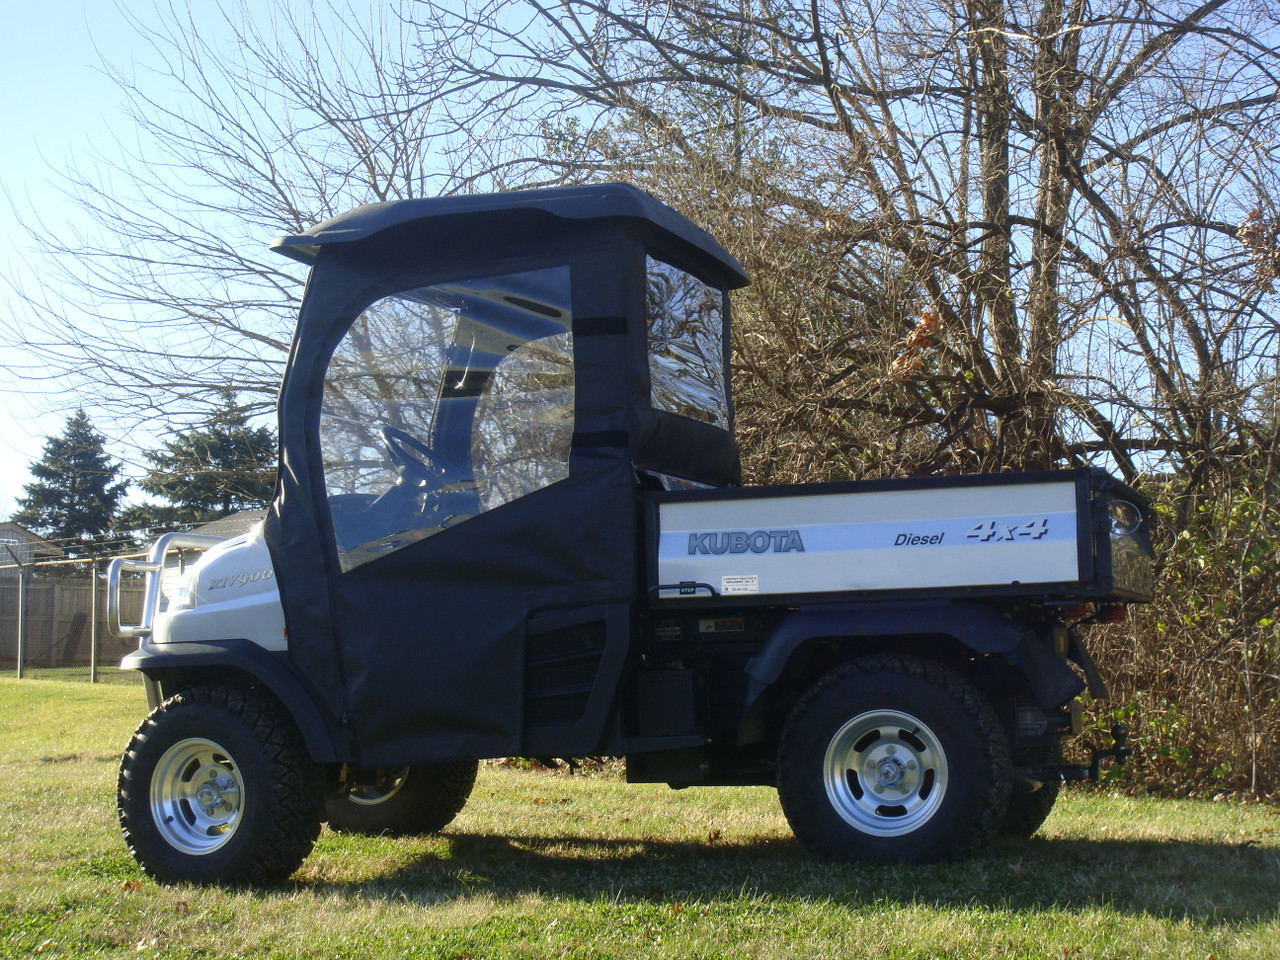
121, 639, 349, 762
521, 603, 630, 756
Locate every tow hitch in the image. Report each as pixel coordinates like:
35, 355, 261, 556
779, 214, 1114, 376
1035, 724, 1132, 783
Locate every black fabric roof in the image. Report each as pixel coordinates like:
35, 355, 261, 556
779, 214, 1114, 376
270, 182, 748, 288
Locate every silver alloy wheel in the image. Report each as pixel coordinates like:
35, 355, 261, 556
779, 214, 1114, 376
823, 708, 948, 837
347, 767, 410, 806
150, 737, 244, 855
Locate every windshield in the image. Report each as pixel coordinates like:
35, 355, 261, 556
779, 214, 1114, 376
319, 266, 574, 570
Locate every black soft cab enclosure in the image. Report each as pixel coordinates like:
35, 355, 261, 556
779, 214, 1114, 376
266, 184, 749, 766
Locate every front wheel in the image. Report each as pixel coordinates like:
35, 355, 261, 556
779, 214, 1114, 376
326, 760, 478, 836
777, 655, 1011, 864
117, 685, 324, 885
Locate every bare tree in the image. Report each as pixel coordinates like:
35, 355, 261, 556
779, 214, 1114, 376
409, 0, 1280, 487
3, 0, 449, 437
17, 0, 1278, 489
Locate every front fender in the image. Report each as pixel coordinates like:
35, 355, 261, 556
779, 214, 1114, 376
122, 639, 352, 762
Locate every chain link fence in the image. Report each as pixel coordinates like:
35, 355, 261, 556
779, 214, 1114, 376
0, 555, 146, 682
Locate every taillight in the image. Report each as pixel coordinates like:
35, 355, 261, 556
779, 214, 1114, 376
1096, 605, 1126, 623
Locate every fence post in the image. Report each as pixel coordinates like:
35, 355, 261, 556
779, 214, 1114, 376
4, 545, 27, 679
15, 563, 26, 680
89, 559, 99, 683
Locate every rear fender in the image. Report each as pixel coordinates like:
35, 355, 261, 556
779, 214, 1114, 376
740, 601, 1082, 741
122, 639, 351, 762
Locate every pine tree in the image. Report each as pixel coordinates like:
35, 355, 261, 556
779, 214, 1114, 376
136, 392, 277, 522
12, 410, 128, 553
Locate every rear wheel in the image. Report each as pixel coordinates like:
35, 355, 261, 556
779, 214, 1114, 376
1002, 744, 1063, 838
326, 760, 478, 836
118, 685, 324, 885
777, 655, 1011, 864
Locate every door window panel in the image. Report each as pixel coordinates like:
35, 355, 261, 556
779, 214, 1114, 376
320, 266, 573, 570
472, 332, 575, 511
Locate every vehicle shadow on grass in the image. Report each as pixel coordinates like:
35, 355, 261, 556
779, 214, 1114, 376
308, 829, 1280, 924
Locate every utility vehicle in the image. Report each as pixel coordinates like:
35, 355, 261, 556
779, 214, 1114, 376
109, 184, 1151, 884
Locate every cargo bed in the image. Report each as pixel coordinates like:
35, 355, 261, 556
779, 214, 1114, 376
648, 468, 1153, 605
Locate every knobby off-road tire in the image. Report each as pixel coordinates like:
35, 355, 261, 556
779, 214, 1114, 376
118, 685, 325, 885
1001, 744, 1063, 838
777, 655, 1011, 864
326, 760, 479, 836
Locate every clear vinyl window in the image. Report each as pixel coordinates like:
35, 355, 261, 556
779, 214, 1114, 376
646, 256, 729, 428
319, 266, 574, 570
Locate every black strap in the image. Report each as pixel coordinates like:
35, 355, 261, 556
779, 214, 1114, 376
574, 315, 628, 336
572, 430, 629, 449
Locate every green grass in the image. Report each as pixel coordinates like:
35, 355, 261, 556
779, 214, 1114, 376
12, 666, 142, 685
1, 677, 1278, 959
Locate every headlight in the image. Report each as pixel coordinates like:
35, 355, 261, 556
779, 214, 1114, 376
1107, 500, 1143, 537
171, 569, 199, 610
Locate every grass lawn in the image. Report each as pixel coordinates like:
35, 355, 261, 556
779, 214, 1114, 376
1, 676, 1277, 959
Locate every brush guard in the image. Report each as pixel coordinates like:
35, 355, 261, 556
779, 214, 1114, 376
106, 533, 224, 640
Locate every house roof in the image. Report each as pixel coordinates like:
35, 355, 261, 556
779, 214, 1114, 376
0, 522, 65, 562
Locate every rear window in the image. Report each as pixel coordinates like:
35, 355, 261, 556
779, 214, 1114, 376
646, 256, 729, 429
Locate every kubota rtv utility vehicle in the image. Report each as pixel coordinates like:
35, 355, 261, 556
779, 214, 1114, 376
109, 184, 1152, 884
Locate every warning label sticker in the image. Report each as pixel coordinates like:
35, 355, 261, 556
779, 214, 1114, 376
721, 575, 759, 595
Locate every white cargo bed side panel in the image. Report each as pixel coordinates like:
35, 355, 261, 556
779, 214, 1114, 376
656, 481, 1082, 598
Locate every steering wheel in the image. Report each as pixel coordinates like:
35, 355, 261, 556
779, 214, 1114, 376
379, 425, 441, 485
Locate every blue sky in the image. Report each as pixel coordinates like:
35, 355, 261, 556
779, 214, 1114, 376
0, 1, 143, 519
1, 1, 392, 523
